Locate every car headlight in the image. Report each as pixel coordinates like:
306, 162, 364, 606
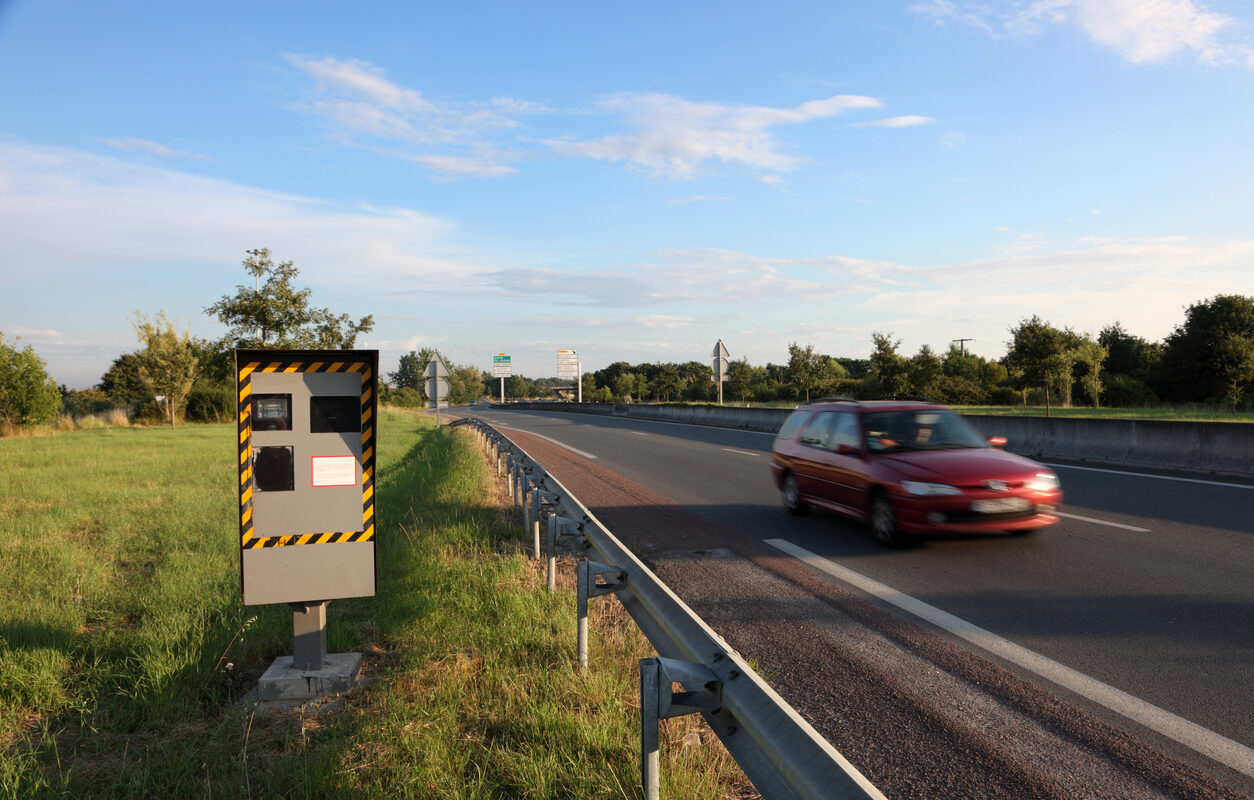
1025, 473, 1059, 492
901, 481, 962, 496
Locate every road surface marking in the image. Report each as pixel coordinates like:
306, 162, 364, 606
764, 537, 1254, 779
722, 448, 762, 457
1054, 512, 1151, 533
1046, 463, 1254, 490
632, 431, 650, 437
494, 426, 598, 460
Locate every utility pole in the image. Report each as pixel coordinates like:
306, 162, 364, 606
952, 338, 975, 356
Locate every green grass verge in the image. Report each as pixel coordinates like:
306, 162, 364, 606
0, 411, 751, 799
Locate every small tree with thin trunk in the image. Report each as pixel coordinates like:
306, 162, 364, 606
133, 312, 199, 428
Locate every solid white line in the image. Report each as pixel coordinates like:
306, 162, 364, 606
763, 538, 1254, 779
1054, 512, 1151, 533
493, 425, 598, 460
722, 447, 762, 457
1045, 463, 1254, 490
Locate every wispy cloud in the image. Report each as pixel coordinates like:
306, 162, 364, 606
285, 54, 539, 177
285, 55, 928, 180
102, 137, 209, 160
545, 92, 884, 178
0, 138, 473, 289
913, 0, 1253, 67
851, 115, 936, 128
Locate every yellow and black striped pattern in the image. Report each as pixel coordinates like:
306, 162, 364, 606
237, 358, 376, 549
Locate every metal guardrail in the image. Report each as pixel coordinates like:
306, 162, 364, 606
451, 416, 885, 800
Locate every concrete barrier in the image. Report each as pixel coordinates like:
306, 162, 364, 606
498, 402, 1254, 478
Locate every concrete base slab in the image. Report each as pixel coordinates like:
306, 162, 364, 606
257, 652, 363, 701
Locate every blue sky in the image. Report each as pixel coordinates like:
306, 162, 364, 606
2, 0, 1253, 389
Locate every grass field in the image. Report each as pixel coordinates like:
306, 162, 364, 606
0, 411, 750, 799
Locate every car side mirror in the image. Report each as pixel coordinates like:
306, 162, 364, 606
836, 444, 859, 456
988, 436, 1008, 448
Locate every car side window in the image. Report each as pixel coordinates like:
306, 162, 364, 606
776, 410, 809, 441
828, 412, 860, 452
798, 412, 832, 448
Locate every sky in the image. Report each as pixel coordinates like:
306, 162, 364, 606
2, 0, 1253, 389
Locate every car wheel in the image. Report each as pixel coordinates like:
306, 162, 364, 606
868, 492, 909, 548
782, 474, 808, 516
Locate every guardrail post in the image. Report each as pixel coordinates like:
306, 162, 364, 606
577, 560, 624, 671
547, 514, 559, 592
639, 657, 723, 800
641, 659, 661, 800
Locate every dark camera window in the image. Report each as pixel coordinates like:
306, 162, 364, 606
310, 396, 360, 433
253, 446, 294, 492
252, 394, 291, 431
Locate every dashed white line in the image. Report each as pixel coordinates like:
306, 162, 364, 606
764, 537, 1254, 779
1054, 511, 1150, 533
722, 447, 762, 457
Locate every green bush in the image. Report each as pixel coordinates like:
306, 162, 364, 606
185, 380, 235, 423
1101, 374, 1159, 408
0, 333, 61, 427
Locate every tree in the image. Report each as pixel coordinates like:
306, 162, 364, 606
132, 312, 200, 428
581, 372, 598, 402
0, 333, 61, 427
1160, 295, 1254, 404
205, 248, 374, 350
99, 352, 151, 406
1215, 334, 1254, 412
868, 332, 908, 398
1099, 322, 1161, 380
727, 357, 761, 402
652, 363, 682, 401
1073, 334, 1109, 409
787, 342, 825, 403
1005, 316, 1073, 416
906, 344, 942, 398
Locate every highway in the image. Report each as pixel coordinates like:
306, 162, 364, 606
455, 406, 1254, 798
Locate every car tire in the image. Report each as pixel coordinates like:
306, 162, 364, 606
782, 474, 808, 516
868, 492, 909, 548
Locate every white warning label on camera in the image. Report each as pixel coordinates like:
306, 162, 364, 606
311, 455, 357, 487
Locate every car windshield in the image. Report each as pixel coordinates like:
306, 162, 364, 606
862, 409, 987, 453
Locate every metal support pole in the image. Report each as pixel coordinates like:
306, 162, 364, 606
577, 559, 588, 669
291, 601, 328, 671
577, 360, 583, 404
577, 560, 624, 672
638, 657, 722, 800
521, 480, 533, 539
546, 514, 558, 593
641, 659, 661, 800
532, 516, 541, 560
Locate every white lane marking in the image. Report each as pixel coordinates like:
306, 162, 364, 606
1054, 512, 1151, 533
493, 425, 598, 460
722, 448, 762, 457
632, 431, 650, 437
1045, 463, 1254, 490
764, 538, 1254, 779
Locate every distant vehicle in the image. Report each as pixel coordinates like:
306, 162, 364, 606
770, 398, 1062, 547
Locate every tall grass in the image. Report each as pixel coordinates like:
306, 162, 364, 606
0, 411, 751, 798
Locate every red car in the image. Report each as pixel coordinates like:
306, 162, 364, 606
771, 399, 1062, 546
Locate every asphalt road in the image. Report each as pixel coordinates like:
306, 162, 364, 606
455, 406, 1254, 795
